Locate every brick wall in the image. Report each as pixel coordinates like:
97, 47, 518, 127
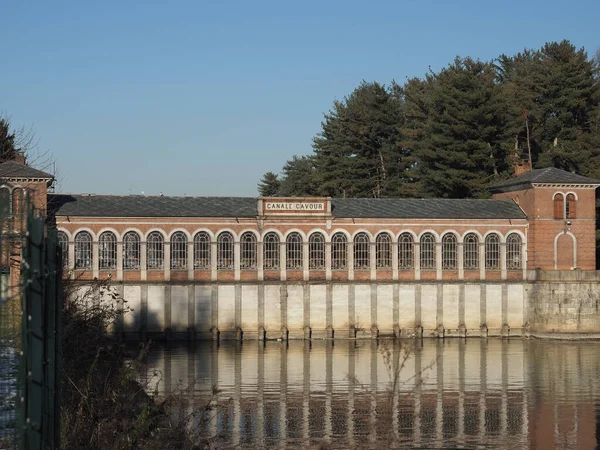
493, 187, 597, 270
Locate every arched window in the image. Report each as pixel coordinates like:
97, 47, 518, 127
463, 233, 479, 270
485, 234, 500, 270
354, 232, 370, 270
566, 193, 576, 219
74, 231, 92, 270
553, 193, 564, 219
331, 233, 347, 270
98, 232, 117, 270
506, 233, 522, 270
217, 232, 234, 270
147, 232, 164, 270
193, 232, 211, 269
170, 232, 187, 270
309, 233, 325, 270
420, 233, 435, 270
57, 231, 69, 268
263, 232, 280, 270
398, 233, 414, 269
442, 233, 457, 270
286, 232, 303, 270
123, 232, 141, 270
376, 233, 392, 268
240, 232, 257, 270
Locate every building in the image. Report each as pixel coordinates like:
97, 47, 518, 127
2, 157, 600, 339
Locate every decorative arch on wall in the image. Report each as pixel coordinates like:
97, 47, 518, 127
554, 231, 577, 270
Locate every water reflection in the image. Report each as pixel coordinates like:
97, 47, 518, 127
140, 340, 600, 449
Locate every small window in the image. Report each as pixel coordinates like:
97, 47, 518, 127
442, 233, 457, 270
74, 231, 92, 270
398, 233, 414, 269
566, 194, 576, 219
286, 233, 303, 270
463, 233, 479, 270
353, 233, 370, 270
308, 233, 325, 270
147, 232, 164, 270
331, 233, 347, 270
506, 234, 522, 270
193, 232, 211, 269
98, 232, 117, 270
57, 231, 69, 268
485, 234, 500, 270
240, 232, 257, 270
376, 233, 392, 268
263, 232, 280, 270
217, 232, 234, 270
420, 233, 435, 270
170, 232, 188, 270
123, 232, 141, 270
553, 193, 564, 219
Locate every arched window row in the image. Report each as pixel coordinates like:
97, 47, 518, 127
63, 229, 525, 272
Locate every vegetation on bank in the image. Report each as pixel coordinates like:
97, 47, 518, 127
259, 41, 600, 199
60, 279, 213, 450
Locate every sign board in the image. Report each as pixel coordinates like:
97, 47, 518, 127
261, 198, 330, 215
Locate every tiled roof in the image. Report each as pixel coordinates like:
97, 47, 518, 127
332, 198, 525, 219
0, 160, 54, 179
48, 194, 526, 219
489, 167, 600, 192
48, 195, 258, 218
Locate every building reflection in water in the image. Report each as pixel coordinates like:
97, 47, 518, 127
141, 339, 600, 449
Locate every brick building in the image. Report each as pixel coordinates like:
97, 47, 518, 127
2, 158, 600, 339
1, 158, 598, 282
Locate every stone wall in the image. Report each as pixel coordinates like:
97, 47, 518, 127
526, 270, 600, 335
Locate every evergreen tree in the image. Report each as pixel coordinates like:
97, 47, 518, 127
402, 57, 512, 198
278, 155, 318, 196
312, 81, 405, 197
257, 171, 281, 196
0, 118, 19, 163
497, 41, 600, 175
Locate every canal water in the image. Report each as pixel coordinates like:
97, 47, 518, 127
138, 339, 600, 449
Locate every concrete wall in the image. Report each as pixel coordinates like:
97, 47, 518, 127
84, 270, 600, 340
104, 280, 527, 340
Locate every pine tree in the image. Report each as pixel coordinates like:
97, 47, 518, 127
312, 81, 406, 197
257, 171, 281, 196
402, 58, 512, 198
0, 118, 19, 163
278, 156, 318, 196
497, 41, 600, 175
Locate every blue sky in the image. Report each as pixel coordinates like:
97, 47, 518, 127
2, 0, 599, 196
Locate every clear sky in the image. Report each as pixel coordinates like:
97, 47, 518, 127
2, 0, 599, 196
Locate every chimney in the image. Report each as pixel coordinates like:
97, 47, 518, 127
14, 151, 26, 165
514, 160, 531, 177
